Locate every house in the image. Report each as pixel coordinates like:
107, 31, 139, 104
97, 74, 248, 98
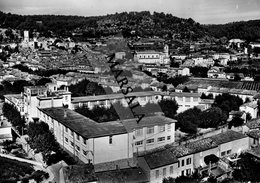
207, 67, 226, 79
38, 107, 177, 165
4, 94, 25, 116
138, 130, 249, 183
239, 101, 258, 119
0, 127, 13, 143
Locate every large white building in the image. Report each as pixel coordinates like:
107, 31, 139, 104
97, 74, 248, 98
37, 107, 177, 165
134, 45, 170, 65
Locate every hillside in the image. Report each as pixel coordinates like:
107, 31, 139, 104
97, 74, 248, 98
0, 11, 205, 39
204, 20, 260, 41
0, 11, 260, 41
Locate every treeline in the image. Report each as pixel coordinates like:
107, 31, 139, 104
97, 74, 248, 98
204, 20, 260, 41
12, 64, 76, 77
0, 11, 205, 40
2, 103, 25, 134
68, 79, 111, 97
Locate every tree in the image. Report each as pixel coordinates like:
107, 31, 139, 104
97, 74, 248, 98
159, 99, 179, 119
199, 107, 227, 128
204, 154, 219, 165
183, 86, 190, 93
213, 93, 243, 115
2, 103, 25, 132
36, 78, 52, 86
27, 121, 59, 161
201, 93, 213, 99
228, 116, 244, 128
176, 107, 202, 134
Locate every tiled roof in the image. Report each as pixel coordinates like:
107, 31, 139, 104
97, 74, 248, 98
246, 118, 260, 129
141, 130, 247, 169
247, 129, 260, 139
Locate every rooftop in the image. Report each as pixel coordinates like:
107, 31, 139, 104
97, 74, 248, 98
39, 108, 175, 139
247, 129, 260, 139
39, 107, 127, 139
141, 130, 247, 169
246, 118, 260, 129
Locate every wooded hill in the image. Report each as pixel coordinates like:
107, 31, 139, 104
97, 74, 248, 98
0, 11, 260, 41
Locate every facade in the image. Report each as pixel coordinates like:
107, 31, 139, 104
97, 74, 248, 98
71, 91, 164, 110
38, 107, 177, 165
134, 45, 170, 65
239, 101, 258, 119
23, 85, 71, 121
138, 130, 249, 183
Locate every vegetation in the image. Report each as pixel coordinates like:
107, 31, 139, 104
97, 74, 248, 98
76, 99, 179, 122
233, 153, 260, 182
157, 75, 190, 87
68, 79, 106, 97
12, 64, 76, 77
228, 116, 244, 128
190, 66, 209, 78
213, 93, 243, 115
27, 121, 76, 165
0, 156, 34, 183
177, 107, 227, 134
2, 102, 26, 134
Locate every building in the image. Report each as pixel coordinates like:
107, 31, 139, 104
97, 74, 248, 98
138, 130, 249, 183
38, 107, 177, 165
71, 91, 163, 110
23, 85, 71, 121
134, 45, 170, 65
207, 67, 226, 79
239, 101, 258, 119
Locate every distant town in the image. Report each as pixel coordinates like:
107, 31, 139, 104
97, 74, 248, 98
1, 10, 260, 183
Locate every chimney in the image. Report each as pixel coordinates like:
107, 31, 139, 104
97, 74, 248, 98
64, 109, 67, 118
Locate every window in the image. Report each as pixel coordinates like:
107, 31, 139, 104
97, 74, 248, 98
83, 150, 87, 156
221, 151, 226, 156
178, 161, 180, 168
70, 141, 74, 147
185, 105, 190, 107
65, 127, 68, 132
155, 170, 159, 178
167, 136, 171, 140
146, 138, 154, 144
158, 137, 165, 142
147, 127, 154, 134
178, 97, 183, 101
193, 97, 198, 102
109, 136, 113, 144
186, 158, 191, 165
181, 170, 185, 176
227, 150, 231, 155
135, 129, 143, 136
77, 134, 80, 141
65, 96, 68, 101
65, 137, 68, 142
76, 145, 80, 151
163, 168, 166, 176
170, 166, 173, 174
182, 159, 185, 166
135, 141, 143, 146
185, 97, 191, 102
186, 169, 191, 176
83, 138, 87, 145
167, 124, 171, 131
159, 125, 165, 132
70, 130, 73, 136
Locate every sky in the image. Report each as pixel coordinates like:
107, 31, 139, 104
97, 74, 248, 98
0, 0, 260, 24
